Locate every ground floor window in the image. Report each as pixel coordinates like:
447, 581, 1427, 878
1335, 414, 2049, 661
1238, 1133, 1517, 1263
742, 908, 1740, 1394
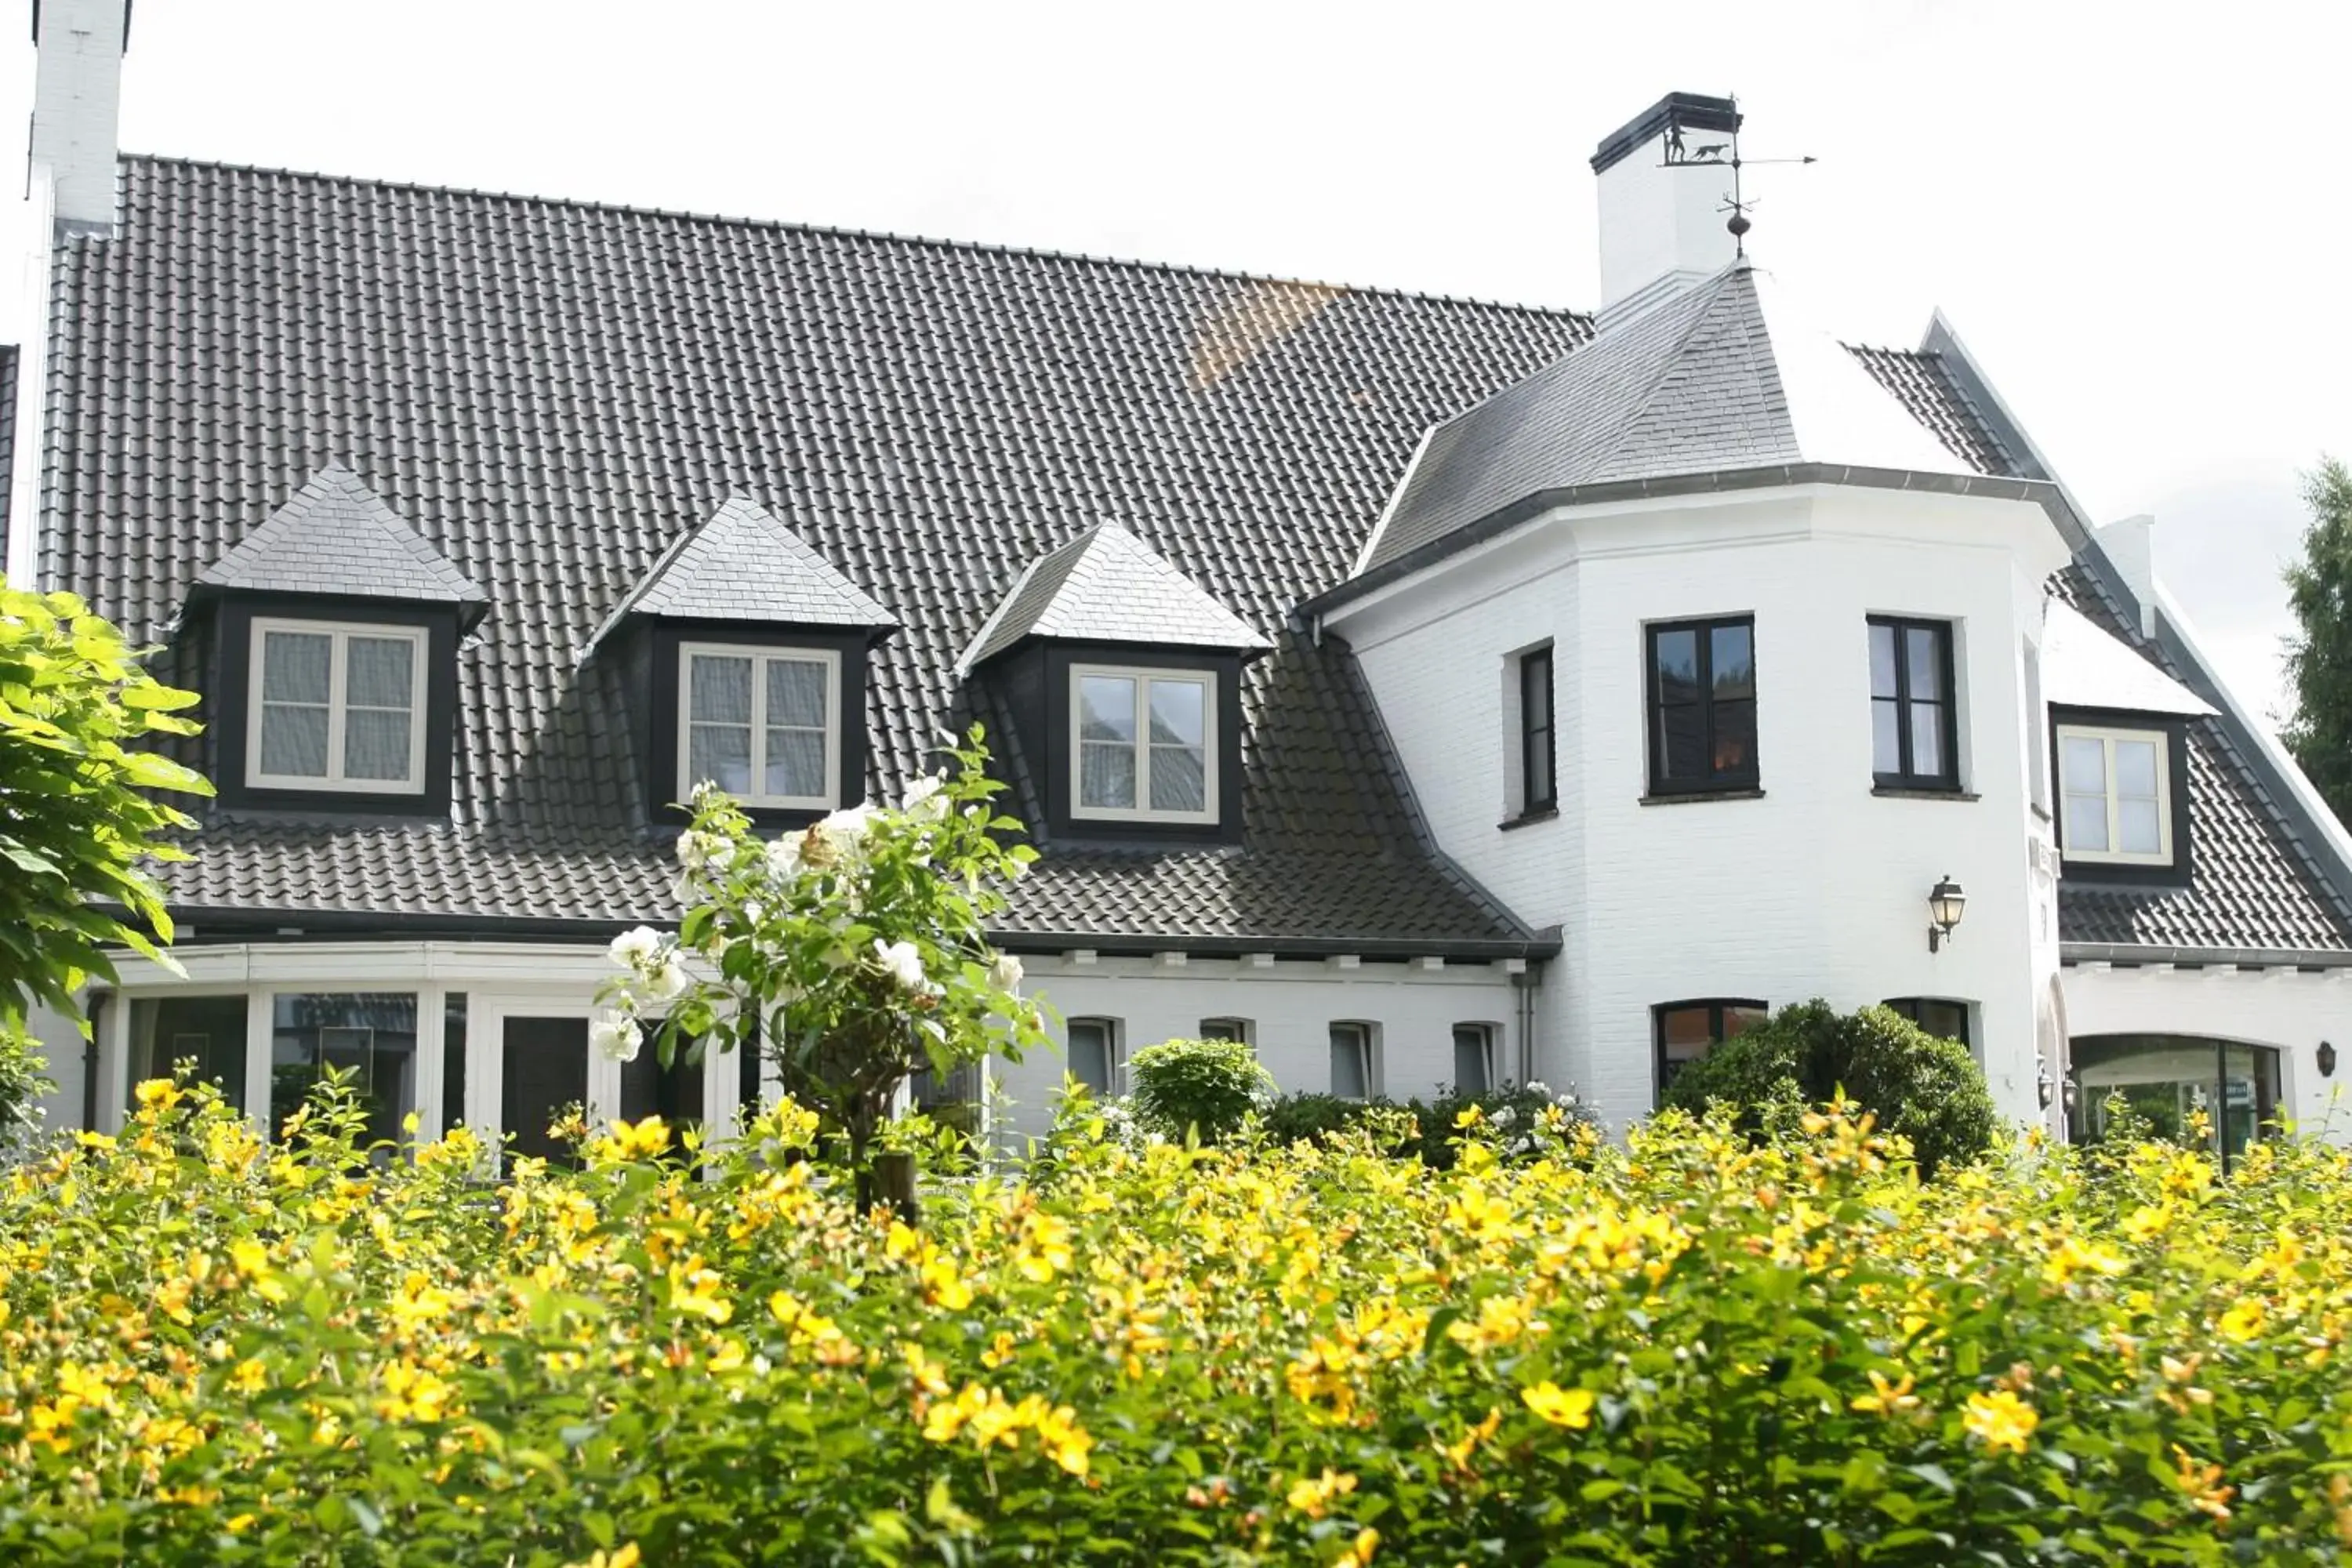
1066, 1018, 1120, 1097
1199, 1016, 1253, 1046
126, 996, 249, 1114
1653, 999, 1768, 1102
2067, 1034, 2280, 1171
1883, 996, 1971, 1050
270, 992, 418, 1151
1329, 1023, 1375, 1100
1452, 1023, 1496, 1095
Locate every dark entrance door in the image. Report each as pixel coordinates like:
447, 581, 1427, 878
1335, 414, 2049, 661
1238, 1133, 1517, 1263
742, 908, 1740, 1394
501, 1015, 589, 1164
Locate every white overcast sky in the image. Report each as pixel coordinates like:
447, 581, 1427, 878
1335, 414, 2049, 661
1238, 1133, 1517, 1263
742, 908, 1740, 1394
10, 1, 2348, 730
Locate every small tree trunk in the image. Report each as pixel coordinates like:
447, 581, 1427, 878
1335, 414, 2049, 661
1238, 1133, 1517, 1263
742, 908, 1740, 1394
871, 1149, 919, 1227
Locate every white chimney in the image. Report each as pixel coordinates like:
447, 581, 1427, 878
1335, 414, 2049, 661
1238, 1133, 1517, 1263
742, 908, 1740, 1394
31, 0, 131, 238
1591, 92, 1744, 330
2094, 514, 2159, 639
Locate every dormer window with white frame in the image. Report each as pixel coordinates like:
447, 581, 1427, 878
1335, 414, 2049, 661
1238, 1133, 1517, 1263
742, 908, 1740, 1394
247, 619, 430, 794
2056, 723, 2172, 866
1071, 664, 1216, 824
678, 643, 841, 810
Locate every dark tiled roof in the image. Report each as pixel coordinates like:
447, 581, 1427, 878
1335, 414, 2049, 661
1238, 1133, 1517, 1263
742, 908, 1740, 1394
586, 493, 895, 652
1847, 347, 2352, 956
960, 521, 1268, 673
45, 157, 1588, 949
189, 463, 486, 618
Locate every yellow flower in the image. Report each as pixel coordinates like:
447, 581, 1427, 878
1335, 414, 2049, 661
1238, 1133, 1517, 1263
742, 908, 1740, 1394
1441, 1406, 1504, 1471
1446, 1293, 1535, 1355
668, 1258, 733, 1325
374, 1361, 457, 1424
1453, 1105, 1484, 1129
1014, 1213, 1074, 1283
1521, 1381, 1595, 1429
565, 1548, 641, 1568
229, 1239, 270, 1279
1286, 1468, 1357, 1519
2172, 1445, 2234, 1521
902, 1341, 952, 1399
1963, 1389, 2037, 1454
134, 1079, 183, 1114
1029, 1399, 1095, 1476
2043, 1236, 2128, 1287
605, 1116, 671, 1162
2217, 1299, 2265, 1343
227, 1357, 267, 1395
1849, 1368, 1919, 1417
1338, 1526, 1381, 1565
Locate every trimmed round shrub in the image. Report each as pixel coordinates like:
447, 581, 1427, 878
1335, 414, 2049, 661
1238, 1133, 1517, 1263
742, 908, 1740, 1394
1127, 1036, 1274, 1145
1662, 997, 1996, 1176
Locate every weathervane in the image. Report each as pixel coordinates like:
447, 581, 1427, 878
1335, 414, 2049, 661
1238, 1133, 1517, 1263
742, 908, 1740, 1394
1661, 94, 1815, 255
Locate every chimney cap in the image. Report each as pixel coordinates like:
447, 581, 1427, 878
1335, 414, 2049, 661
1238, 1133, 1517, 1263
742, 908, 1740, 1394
31, 1, 132, 49
1590, 91, 1741, 175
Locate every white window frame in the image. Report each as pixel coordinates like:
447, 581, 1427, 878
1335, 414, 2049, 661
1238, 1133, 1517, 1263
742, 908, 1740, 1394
1065, 1016, 1123, 1098
1069, 663, 1218, 825
1198, 1016, 1254, 1046
1452, 1022, 1498, 1095
677, 642, 842, 811
246, 618, 430, 795
1329, 1021, 1378, 1102
2054, 723, 2173, 866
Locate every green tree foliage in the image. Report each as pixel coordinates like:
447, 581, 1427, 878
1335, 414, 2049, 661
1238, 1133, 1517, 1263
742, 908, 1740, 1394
0, 588, 209, 1134
1662, 998, 1997, 1176
1126, 1036, 1273, 1144
2283, 456, 2352, 826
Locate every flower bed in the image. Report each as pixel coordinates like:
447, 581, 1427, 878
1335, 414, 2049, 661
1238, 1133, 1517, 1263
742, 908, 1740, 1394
2, 1084, 2349, 1564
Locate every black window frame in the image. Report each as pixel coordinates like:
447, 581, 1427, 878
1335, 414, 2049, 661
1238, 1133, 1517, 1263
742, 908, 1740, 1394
1868, 616, 1960, 791
1883, 996, 1971, 1050
1518, 645, 1556, 815
1652, 997, 1769, 1103
1645, 615, 1759, 797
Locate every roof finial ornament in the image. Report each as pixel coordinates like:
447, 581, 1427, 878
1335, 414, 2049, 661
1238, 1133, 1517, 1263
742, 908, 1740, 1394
1658, 93, 1815, 257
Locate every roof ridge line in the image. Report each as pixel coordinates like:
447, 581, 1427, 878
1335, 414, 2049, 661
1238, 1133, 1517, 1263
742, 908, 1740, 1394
118, 152, 1598, 324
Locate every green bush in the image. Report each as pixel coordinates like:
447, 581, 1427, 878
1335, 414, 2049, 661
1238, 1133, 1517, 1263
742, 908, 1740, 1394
9, 1079, 2352, 1563
1255, 1082, 1593, 1170
1662, 997, 1997, 1175
1256, 1089, 1379, 1148
1127, 1036, 1273, 1144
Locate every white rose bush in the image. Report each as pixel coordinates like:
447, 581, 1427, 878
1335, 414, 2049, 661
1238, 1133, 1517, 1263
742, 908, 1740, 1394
597, 728, 1048, 1192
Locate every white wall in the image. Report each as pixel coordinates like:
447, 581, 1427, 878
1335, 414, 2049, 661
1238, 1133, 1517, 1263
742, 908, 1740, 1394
22, 999, 89, 1138
994, 953, 1526, 1145
1338, 482, 2073, 1135
2062, 964, 2352, 1139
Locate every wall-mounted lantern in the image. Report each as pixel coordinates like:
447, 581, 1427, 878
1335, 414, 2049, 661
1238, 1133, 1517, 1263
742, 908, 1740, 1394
1927, 876, 1966, 953
2321, 1040, 2339, 1080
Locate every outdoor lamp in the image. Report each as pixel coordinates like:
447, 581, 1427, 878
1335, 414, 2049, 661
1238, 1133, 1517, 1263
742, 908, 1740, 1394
1927, 876, 1966, 953
2321, 1040, 2339, 1079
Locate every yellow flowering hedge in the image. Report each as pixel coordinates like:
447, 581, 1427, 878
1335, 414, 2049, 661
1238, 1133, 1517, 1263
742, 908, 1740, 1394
5, 1082, 2352, 1565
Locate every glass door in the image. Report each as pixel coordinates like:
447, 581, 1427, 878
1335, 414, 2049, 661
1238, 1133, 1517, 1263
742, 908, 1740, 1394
496, 1014, 591, 1165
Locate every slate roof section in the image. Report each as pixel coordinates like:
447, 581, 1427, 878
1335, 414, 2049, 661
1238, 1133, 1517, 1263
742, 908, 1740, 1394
959, 521, 1269, 673
1363, 263, 1974, 575
42, 156, 1587, 949
189, 463, 488, 623
585, 493, 895, 654
1846, 344, 2352, 956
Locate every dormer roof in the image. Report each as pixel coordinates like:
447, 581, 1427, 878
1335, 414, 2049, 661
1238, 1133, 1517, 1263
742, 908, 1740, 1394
585, 494, 896, 655
190, 463, 486, 625
2043, 598, 2216, 718
956, 521, 1270, 674
1359, 261, 1978, 577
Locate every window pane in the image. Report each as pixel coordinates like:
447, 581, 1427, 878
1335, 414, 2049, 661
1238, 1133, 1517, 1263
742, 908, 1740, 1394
1652, 629, 1698, 702
343, 708, 414, 782
1919, 1000, 1968, 1046
1522, 651, 1551, 728
261, 630, 332, 704
1329, 1026, 1367, 1100
501, 1015, 590, 1167
1078, 676, 1136, 743
443, 993, 469, 1132
1723, 1005, 1767, 1038
1710, 623, 1754, 699
688, 655, 753, 724
259, 703, 330, 777
766, 659, 828, 730
689, 723, 753, 794
764, 728, 827, 800
1526, 729, 1553, 806
127, 996, 250, 1114
347, 636, 415, 709
271, 993, 418, 1153
2063, 791, 2110, 851
1200, 1018, 1251, 1045
1871, 699, 1902, 775
2118, 797, 2162, 854
1908, 701, 1945, 779
1452, 1025, 1490, 1095
2114, 738, 2160, 799
1868, 623, 1897, 699
1080, 741, 1136, 808
1147, 680, 1205, 748
1711, 699, 1755, 775
1066, 1022, 1111, 1094
1658, 1006, 1714, 1057
1149, 743, 1207, 812
1904, 626, 1942, 699
2060, 735, 2106, 794
1657, 704, 1706, 781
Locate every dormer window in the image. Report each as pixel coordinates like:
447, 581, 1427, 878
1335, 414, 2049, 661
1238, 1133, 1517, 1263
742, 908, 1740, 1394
249, 619, 430, 793
680, 644, 840, 809
1072, 664, 1215, 823
2056, 723, 2173, 866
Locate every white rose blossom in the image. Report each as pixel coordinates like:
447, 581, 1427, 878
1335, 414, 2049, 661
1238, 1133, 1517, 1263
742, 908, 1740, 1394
642, 959, 690, 1002
676, 830, 723, 872
608, 925, 664, 968
987, 953, 1024, 992
902, 773, 951, 824
873, 938, 927, 993
818, 804, 876, 841
590, 1011, 643, 1064
764, 833, 804, 880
